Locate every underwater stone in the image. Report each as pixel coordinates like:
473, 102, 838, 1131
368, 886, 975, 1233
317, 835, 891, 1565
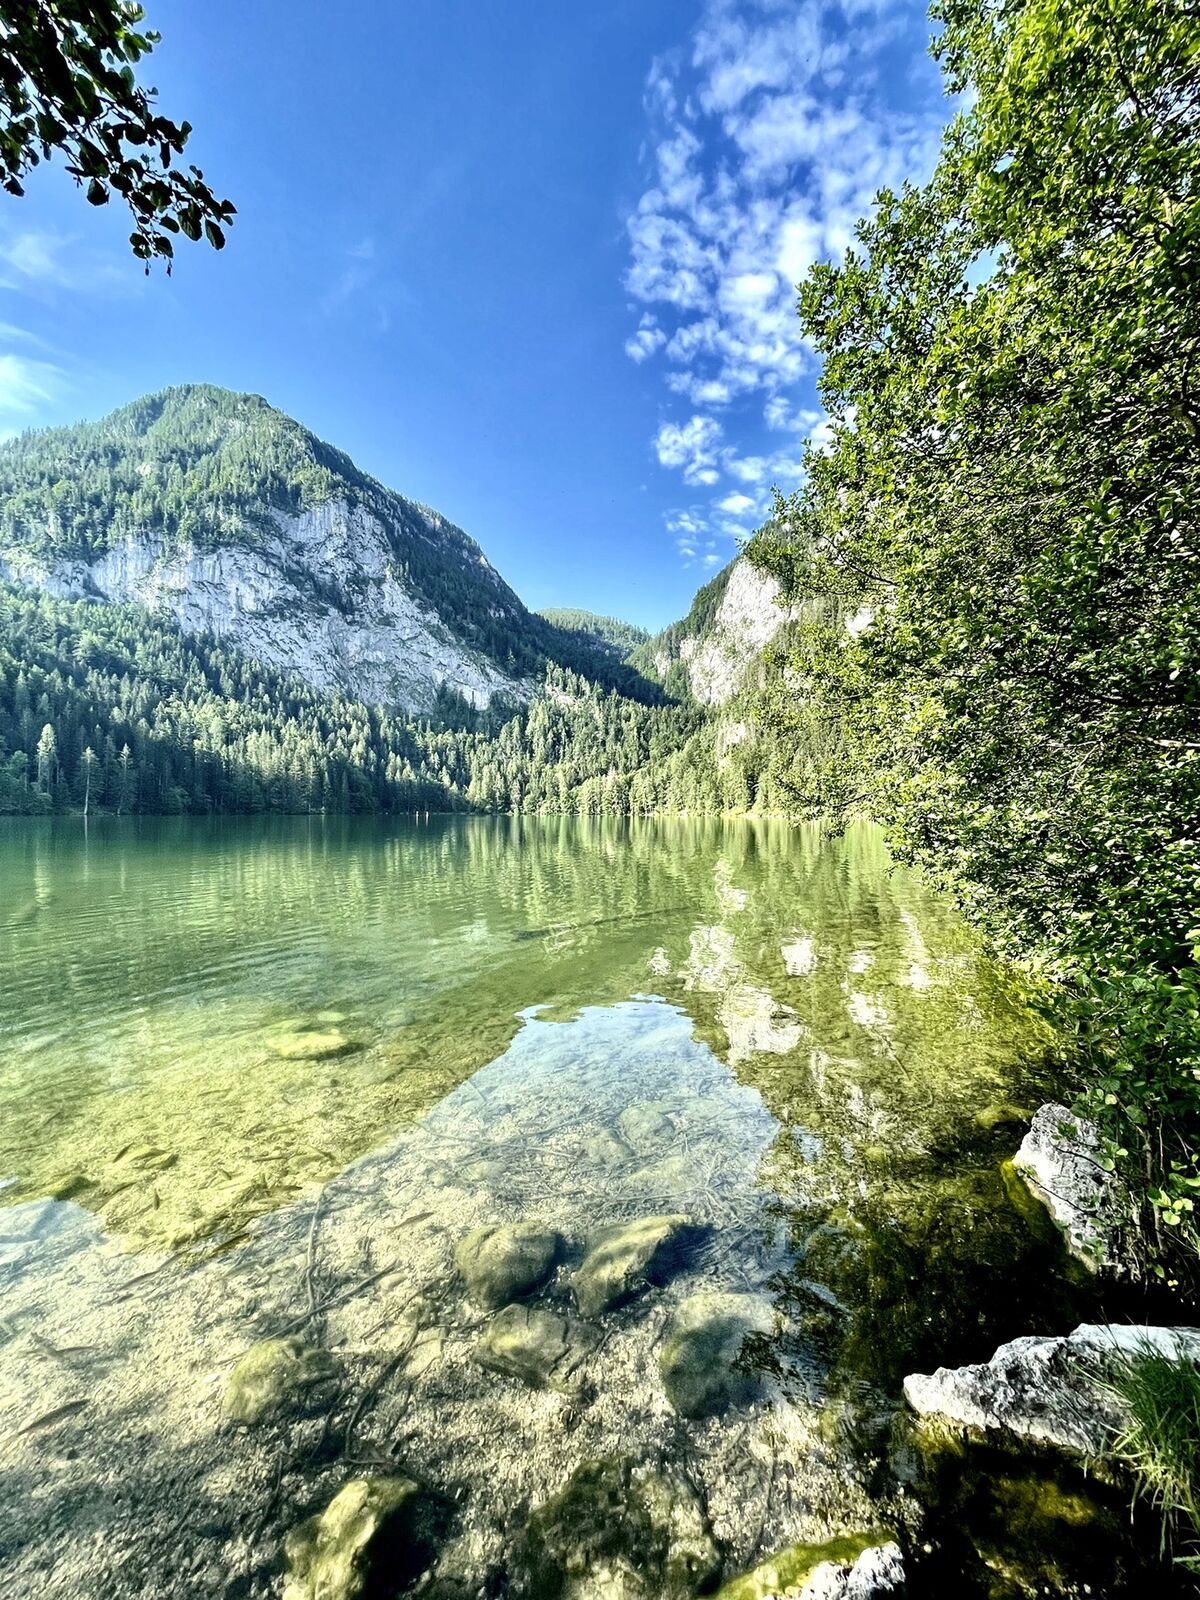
268, 1028, 363, 1061
973, 1101, 1031, 1134
473, 1303, 595, 1393
283, 1475, 450, 1600
903, 1322, 1200, 1456
509, 1455, 720, 1600
571, 1214, 691, 1317
1012, 1103, 1122, 1268
222, 1336, 339, 1425
454, 1222, 561, 1309
617, 1101, 674, 1149
659, 1291, 774, 1418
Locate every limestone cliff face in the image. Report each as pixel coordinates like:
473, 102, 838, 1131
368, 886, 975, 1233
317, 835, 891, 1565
644, 558, 794, 707
0, 497, 528, 714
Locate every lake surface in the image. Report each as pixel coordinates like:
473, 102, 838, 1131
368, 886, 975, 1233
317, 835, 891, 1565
0, 816, 1168, 1597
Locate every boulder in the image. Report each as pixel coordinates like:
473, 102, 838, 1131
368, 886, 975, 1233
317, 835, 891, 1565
509, 1456, 719, 1600
1011, 1103, 1121, 1268
454, 1222, 561, 1309
903, 1322, 1200, 1456
659, 1291, 775, 1418
283, 1475, 450, 1600
716, 1532, 903, 1599
617, 1102, 674, 1149
268, 1028, 362, 1061
473, 1304, 595, 1393
223, 1336, 339, 1425
571, 1214, 691, 1317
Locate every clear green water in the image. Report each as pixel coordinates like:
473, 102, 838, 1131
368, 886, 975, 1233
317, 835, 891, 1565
0, 816, 1165, 1597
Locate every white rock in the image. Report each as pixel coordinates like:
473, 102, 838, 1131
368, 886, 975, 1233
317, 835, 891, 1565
670, 559, 795, 706
801, 1541, 906, 1599
903, 1322, 1200, 1456
0, 499, 531, 715
1012, 1102, 1122, 1268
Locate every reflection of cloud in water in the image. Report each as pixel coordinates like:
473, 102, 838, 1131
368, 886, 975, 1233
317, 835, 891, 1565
846, 991, 891, 1030
718, 984, 806, 1064
781, 934, 815, 976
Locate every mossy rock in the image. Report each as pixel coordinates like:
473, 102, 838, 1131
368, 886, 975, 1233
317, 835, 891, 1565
283, 1475, 451, 1600
268, 1028, 363, 1061
223, 1336, 339, 1424
715, 1529, 896, 1599
454, 1222, 561, 1309
473, 1303, 595, 1393
974, 1102, 1032, 1134
659, 1291, 774, 1419
509, 1456, 720, 1600
571, 1214, 692, 1317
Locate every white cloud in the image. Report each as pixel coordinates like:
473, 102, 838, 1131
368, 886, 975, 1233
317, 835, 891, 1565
655, 414, 724, 486
0, 229, 129, 294
625, 0, 948, 548
0, 351, 67, 418
718, 491, 755, 515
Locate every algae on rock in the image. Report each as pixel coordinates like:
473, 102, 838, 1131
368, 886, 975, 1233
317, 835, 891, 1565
283, 1474, 451, 1600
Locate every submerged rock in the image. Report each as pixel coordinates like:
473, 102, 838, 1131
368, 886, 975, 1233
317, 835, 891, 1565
222, 1336, 339, 1425
473, 1303, 595, 1393
717, 1534, 904, 1599
509, 1455, 720, 1600
283, 1475, 450, 1600
617, 1101, 675, 1149
973, 1101, 1031, 1134
903, 1322, 1200, 1456
1011, 1103, 1121, 1268
268, 1028, 362, 1061
454, 1221, 561, 1309
660, 1291, 775, 1418
571, 1214, 692, 1317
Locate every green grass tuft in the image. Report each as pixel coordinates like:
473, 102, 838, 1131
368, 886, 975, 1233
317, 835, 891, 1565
1098, 1344, 1200, 1569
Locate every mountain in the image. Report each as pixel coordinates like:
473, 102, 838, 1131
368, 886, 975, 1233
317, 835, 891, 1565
632, 557, 795, 704
0, 385, 652, 714
536, 608, 649, 659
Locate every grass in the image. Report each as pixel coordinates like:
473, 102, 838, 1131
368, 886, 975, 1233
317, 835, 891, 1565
1097, 1343, 1200, 1569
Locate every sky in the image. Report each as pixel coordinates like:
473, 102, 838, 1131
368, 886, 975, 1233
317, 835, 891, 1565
0, 0, 951, 631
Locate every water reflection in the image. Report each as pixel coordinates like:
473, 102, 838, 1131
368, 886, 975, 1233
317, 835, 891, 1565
0, 816, 1165, 1597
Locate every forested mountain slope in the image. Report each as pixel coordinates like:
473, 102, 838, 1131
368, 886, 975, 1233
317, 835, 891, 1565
0, 386, 654, 714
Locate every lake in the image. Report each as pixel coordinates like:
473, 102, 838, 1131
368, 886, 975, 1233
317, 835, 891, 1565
0, 816, 1167, 1597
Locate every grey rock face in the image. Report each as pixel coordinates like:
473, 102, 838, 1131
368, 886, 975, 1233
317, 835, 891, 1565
283, 1475, 450, 1600
903, 1322, 1200, 1455
676, 560, 794, 707
454, 1222, 561, 1309
473, 1303, 595, 1393
659, 1291, 774, 1418
0, 499, 529, 715
1012, 1102, 1122, 1268
802, 1541, 906, 1599
571, 1214, 692, 1317
222, 1337, 338, 1425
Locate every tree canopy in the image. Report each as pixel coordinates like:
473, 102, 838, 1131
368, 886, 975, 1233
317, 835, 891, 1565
0, 1, 233, 266
752, 0, 1200, 1274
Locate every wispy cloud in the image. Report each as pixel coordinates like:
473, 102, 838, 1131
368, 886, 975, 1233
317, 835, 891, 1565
0, 228, 130, 294
0, 349, 68, 420
626, 0, 945, 563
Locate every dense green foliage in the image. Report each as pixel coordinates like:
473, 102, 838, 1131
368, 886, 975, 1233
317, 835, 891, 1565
537, 608, 650, 658
752, 0, 1200, 1277
0, 2, 233, 265
0, 583, 804, 818
0, 386, 660, 700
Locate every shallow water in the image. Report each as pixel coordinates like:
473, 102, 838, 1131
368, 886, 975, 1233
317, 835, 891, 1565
0, 816, 1174, 1596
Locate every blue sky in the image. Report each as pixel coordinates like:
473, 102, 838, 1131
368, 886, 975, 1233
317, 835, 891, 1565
0, 1, 949, 630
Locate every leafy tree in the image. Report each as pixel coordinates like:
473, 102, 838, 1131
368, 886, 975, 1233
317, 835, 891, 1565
752, 0, 1200, 1276
0, 1, 234, 266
